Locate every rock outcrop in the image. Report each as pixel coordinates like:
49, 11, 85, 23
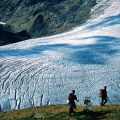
0, 24, 30, 46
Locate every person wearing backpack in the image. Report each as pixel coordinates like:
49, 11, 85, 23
67, 90, 79, 116
100, 86, 108, 106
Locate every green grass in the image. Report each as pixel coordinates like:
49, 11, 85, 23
0, 104, 120, 120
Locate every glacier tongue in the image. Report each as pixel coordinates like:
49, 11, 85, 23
0, 0, 120, 111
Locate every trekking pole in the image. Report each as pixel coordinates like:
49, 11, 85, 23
77, 100, 82, 106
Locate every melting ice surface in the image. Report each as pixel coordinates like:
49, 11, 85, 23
0, 0, 120, 111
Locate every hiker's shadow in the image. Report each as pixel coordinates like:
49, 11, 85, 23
73, 109, 111, 118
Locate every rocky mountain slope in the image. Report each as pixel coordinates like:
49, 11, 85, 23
0, 0, 96, 46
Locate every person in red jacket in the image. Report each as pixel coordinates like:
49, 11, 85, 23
67, 90, 79, 116
101, 86, 108, 106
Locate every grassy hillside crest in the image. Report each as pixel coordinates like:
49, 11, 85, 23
0, 104, 120, 120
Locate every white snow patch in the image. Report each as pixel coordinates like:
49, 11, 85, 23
0, 22, 6, 25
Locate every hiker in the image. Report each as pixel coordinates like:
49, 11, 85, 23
67, 90, 79, 116
100, 86, 108, 106
0, 104, 2, 112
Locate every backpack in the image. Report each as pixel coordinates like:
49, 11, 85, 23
99, 89, 103, 97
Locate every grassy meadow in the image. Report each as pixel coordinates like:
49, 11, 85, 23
0, 104, 120, 120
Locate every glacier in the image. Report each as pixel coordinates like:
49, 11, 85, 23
0, 0, 120, 111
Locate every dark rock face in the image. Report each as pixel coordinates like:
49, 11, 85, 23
0, 24, 30, 46
0, 0, 96, 46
